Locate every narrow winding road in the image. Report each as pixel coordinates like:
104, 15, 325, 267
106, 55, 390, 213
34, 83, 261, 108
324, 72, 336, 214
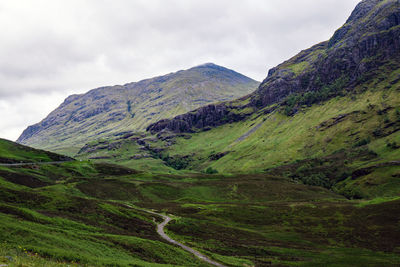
0, 161, 226, 266
126, 206, 226, 267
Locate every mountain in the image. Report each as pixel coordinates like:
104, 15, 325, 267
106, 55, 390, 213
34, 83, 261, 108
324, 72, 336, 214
80, 0, 399, 199
17, 63, 259, 155
3, 1, 400, 266
147, 0, 400, 133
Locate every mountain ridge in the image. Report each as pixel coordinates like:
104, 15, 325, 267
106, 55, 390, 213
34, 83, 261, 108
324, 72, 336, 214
17, 63, 259, 154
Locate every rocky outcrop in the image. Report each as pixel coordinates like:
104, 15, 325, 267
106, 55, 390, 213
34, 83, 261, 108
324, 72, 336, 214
147, 102, 248, 133
252, 0, 400, 108
148, 0, 400, 134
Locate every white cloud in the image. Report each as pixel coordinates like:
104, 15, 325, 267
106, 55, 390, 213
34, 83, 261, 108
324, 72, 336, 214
0, 0, 360, 141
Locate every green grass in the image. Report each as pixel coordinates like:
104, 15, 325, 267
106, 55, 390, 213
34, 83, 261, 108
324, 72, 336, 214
287, 61, 310, 76
0, 183, 205, 266
356, 196, 400, 207
0, 138, 69, 163
1, 60, 400, 266
0, 211, 202, 266
75, 137, 186, 174
0, 142, 399, 266
0, 243, 80, 267
191, 87, 395, 170
164, 200, 400, 266
76, 64, 400, 200
153, 74, 400, 198
0, 145, 207, 266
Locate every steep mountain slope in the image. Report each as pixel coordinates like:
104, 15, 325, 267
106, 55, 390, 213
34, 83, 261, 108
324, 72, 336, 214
147, 0, 400, 133
17, 63, 259, 155
77, 0, 400, 199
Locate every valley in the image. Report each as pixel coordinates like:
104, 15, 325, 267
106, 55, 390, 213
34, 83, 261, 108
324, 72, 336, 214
0, 144, 399, 266
1, 0, 400, 266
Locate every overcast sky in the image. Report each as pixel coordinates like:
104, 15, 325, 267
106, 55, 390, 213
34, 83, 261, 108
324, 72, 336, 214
0, 0, 360, 141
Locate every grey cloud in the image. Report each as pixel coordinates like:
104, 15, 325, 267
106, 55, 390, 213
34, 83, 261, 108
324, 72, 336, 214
0, 0, 360, 141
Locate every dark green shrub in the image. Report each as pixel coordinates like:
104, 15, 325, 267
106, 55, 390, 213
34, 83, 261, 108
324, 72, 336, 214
205, 167, 218, 174
373, 128, 383, 137
396, 108, 400, 121
301, 173, 331, 188
337, 171, 351, 182
165, 157, 189, 170
353, 138, 370, 147
383, 115, 390, 123
387, 141, 398, 149
283, 76, 349, 116
295, 163, 312, 174
340, 187, 365, 199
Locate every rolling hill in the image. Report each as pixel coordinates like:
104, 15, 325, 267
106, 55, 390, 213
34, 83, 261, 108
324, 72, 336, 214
1, 139, 400, 266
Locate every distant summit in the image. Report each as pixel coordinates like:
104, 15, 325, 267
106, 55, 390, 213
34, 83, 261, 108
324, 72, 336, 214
17, 63, 259, 154
194, 63, 218, 67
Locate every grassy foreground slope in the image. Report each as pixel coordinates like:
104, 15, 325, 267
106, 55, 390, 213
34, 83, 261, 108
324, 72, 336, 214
0, 138, 72, 164
1, 140, 400, 266
0, 140, 205, 266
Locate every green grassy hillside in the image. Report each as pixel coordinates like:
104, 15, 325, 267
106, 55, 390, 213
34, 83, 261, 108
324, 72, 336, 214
0, 138, 72, 164
1, 162, 400, 266
157, 66, 400, 198
77, 64, 400, 200
0, 141, 205, 266
1, 139, 400, 266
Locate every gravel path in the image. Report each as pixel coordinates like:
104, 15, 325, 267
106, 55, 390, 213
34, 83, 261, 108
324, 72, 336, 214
126, 206, 226, 267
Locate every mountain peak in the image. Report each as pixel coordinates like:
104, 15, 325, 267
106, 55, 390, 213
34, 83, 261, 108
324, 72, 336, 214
17, 64, 259, 154
329, 0, 400, 48
190, 63, 230, 72
195, 62, 218, 68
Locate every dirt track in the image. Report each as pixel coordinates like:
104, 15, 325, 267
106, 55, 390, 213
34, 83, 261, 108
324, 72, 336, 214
126, 205, 226, 267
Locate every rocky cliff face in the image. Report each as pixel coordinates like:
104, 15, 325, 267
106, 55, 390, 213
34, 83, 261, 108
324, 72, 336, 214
148, 0, 400, 134
251, 0, 400, 107
147, 103, 244, 133
17, 63, 259, 154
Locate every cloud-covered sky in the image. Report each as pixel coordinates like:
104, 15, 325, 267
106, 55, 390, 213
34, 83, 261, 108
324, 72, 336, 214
0, 0, 360, 141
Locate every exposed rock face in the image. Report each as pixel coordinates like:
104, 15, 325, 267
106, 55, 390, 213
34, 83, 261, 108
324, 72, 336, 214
17, 63, 259, 153
147, 102, 246, 133
252, 0, 400, 107
148, 0, 400, 134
